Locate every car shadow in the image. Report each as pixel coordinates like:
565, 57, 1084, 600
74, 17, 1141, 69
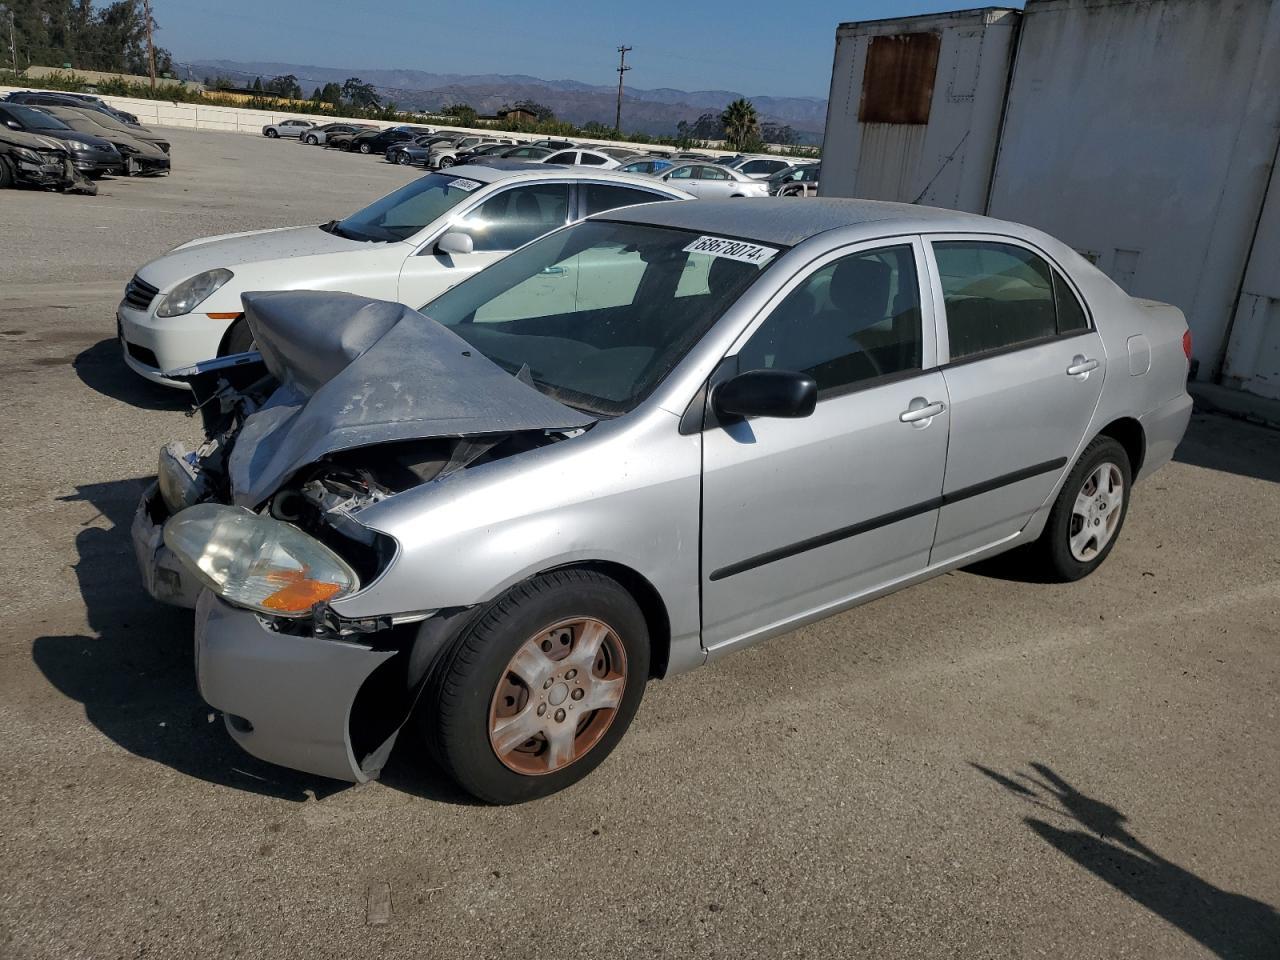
1174, 411, 1280, 484
74, 338, 191, 412
971, 761, 1280, 958
30, 477, 474, 804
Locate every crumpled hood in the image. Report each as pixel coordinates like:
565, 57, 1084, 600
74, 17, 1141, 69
227, 291, 596, 506
137, 225, 383, 291
0, 128, 67, 152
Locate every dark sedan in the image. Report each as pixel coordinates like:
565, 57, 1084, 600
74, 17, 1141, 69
0, 103, 122, 176
348, 126, 433, 155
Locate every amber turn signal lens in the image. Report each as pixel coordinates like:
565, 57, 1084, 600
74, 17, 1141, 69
262, 571, 343, 613
206, 312, 244, 320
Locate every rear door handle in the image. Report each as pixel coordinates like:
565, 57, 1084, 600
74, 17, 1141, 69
900, 399, 946, 423
1067, 356, 1099, 377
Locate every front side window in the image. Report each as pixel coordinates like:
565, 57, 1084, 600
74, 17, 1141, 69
457, 182, 571, 252
418, 221, 779, 414
737, 244, 923, 395
581, 184, 672, 218
335, 173, 479, 242
933, 240, 1085, 361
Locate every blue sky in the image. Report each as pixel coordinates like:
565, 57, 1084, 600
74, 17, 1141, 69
159, 0, 1024, 99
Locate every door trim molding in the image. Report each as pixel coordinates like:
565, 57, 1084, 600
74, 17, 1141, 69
707, 456, 1067, 581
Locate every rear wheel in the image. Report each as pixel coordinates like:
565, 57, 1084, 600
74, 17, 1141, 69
397, 152, 413, 165
1032, 436, 1131, 581
304, 134, 318, 145
424, 570, 649, 804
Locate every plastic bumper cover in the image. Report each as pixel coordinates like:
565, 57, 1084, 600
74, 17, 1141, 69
117, 299, 230, 388
194, 590, 398, 783
1137, 392, 1193, 483
131, 482, 203, 608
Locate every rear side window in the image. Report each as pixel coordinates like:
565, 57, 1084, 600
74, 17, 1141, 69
546, 151, 576, 164
737, 244, 923, 395
581, 184, 671, 217
580, 153, 608, 166
934, 240, 1087, 361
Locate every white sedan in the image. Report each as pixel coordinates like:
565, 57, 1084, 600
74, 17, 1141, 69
658, 162, 770, 198
541, 148, 623, 169
117, 166, 693, 386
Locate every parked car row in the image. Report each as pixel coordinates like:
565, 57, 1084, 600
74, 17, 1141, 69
1, 91, 172, 190
121, 174, 1194, 804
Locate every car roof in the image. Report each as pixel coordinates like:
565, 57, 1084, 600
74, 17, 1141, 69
456, 161, 691, 193
600, 197, 1003, 247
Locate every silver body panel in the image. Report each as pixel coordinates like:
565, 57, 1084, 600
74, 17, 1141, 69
136, 199, 1193, 782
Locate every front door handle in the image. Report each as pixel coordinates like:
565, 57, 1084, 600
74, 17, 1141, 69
1067, 355, 1100, 377
899, 399, 946, 424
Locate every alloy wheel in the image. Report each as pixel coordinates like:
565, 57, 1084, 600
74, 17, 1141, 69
488, 617, 627, 776
1069, 461, 1125, 561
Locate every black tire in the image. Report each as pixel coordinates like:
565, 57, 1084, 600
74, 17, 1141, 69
0, 155, 13, 189
397, 153, 412, 165
359, 142, 371, 154
438, 155, 455, 168
1032, 435, 1132, 582
219, 317, 254, 356
266, 128, 278, 138
424, 569, 650, 804
304, 134, 317, 145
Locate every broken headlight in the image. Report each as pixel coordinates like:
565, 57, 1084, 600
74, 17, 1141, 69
157, 441, 207, 513
164, 504, 359, 617
157, 268, 233, 317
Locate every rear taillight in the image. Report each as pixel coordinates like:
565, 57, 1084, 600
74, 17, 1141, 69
1182, 330, 1193, 360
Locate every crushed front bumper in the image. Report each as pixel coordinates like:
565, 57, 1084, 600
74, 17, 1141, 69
194, 590, 398, 783
131, 482, 202, 608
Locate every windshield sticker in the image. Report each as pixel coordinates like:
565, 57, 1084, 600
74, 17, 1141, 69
447, 177, 483, 192
683, 235, 778, 266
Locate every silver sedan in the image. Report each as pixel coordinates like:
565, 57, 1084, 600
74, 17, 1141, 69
133, 199, 1192, 803
658, 161, 769, 197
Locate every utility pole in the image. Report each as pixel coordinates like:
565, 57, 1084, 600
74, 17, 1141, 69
142, 0, 157, 89
5, 6, 17, 77
614, 45, 631, 133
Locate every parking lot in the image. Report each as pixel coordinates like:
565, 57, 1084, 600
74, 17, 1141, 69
1, 126, 1277, 959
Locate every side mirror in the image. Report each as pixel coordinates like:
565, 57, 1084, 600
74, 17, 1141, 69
713, 369, 817, 420
5, 120, 18, 130
436, 231, 474, 256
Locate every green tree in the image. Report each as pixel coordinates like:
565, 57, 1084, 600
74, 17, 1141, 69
341, 77, 379, 108
265, 73, 302, 99
442, 102, 477, 126
721, 98, 759, 152
319, 81, 343, 106
251, 76, 262, 92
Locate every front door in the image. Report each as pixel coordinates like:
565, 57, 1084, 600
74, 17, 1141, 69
397, 181, 572, 308
700, 238, 950, 653
924, 236, 1106, 562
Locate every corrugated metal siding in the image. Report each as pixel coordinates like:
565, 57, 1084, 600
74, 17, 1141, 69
1223, 155, 1280, 398
820, 9, 1019, 212
986, 0, 1280, 379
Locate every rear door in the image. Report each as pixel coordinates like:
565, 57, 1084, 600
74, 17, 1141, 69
700, 238, 950, 653
924, 235, 1105, 562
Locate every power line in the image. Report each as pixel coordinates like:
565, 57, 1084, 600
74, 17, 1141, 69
614, 45, 631, 133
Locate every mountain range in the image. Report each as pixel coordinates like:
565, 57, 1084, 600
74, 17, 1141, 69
182, 59, 828, 143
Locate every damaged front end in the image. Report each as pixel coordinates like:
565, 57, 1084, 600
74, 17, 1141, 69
132, 291, 594, 781
0, 128, 97, 194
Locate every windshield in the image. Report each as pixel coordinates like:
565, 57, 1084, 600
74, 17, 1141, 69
7, 105, 70, 129
417, 220, 781, 415
334, 173, 483, 242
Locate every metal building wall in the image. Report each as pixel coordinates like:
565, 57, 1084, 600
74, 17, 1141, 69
819, 8, 1019, 213
986, 0, 1280, 381
1222, 156, 1280, 399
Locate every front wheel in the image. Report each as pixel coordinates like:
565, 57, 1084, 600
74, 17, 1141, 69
0, 155, 14, 189
304, 135, 318, 145
359, 142, 371, 154
1032, 435, 1132, 581
424, 570, 650, 804
437, 155, 455, 168
265, 129, 278, 138
397, 152, 413, 165
219, 317, 254, 356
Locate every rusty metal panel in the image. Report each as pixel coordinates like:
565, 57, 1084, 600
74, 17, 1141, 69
858, 33, 941, 125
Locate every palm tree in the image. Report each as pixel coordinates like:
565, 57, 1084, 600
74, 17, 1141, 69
721, 98, 759, 152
